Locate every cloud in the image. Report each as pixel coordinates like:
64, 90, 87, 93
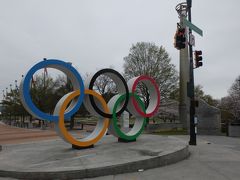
0, 0, 239, 100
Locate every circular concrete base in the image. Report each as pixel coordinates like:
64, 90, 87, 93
0, 135, 189, 179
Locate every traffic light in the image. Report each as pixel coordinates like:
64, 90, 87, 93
194, 50, 203, 68
174, 28, 186, 50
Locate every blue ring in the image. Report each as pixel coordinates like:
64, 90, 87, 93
22, 59, 84, 121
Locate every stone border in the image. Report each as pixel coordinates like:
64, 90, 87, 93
0, 145, 189, 179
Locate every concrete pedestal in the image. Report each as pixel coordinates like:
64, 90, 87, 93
0, 135, 189, 179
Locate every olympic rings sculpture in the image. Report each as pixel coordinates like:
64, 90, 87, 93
19, 59, 160, 148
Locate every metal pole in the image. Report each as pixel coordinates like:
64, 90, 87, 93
43, 58, 47, 90
187, 0, 197, 145
42, 58, 47, 128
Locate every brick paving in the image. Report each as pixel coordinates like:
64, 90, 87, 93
0, 121, 97, 145
0, 122, 58, 145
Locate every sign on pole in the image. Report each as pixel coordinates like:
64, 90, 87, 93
189, 33, 195, 46
183, 18, 203, 36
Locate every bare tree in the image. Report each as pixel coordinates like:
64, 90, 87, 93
123, 42, 178, 104
221, 76, 240, 122
194, 85, 219, 107
85, 67, 117, 102
92, 75, 116, 96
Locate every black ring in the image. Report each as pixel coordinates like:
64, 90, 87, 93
88, 68, 129, 118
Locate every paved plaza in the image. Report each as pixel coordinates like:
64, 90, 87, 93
0, 133, 188, 179
1, 123, 240, 180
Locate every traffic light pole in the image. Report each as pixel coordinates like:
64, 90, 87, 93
187, 0, 197, 145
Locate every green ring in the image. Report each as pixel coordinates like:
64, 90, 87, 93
112, 93, 146, 140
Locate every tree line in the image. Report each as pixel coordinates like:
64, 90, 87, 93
2, 42, 228, 126
0, 42, 177, 122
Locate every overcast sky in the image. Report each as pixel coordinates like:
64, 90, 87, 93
0, 0, 239, 100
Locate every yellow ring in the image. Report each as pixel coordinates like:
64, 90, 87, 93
58, 89, 109, 147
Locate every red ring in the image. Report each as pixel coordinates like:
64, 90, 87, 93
131, 76, 160, 117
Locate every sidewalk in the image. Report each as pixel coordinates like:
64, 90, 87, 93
85, 135, 240, 180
